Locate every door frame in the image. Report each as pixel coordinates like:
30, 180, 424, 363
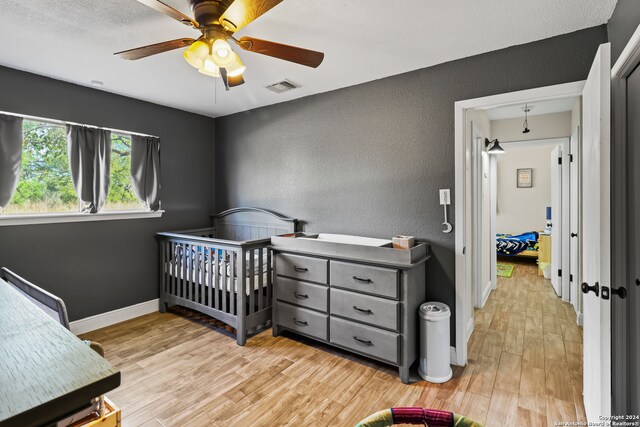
453, 81, 585, 366
610, 23, 640, 416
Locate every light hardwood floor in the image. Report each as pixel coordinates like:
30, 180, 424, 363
81, 259, 585, 426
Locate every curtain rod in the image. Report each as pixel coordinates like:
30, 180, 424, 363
0, 110, 160, 139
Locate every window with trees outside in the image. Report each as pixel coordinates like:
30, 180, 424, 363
1, 119, 143, 215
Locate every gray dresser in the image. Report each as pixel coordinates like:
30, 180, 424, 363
270, 234, 429, 383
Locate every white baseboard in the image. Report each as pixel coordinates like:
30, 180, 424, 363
481, 282, 492, 307
70, 299, 159, 335
577, 311, 584, 326
466, 316, 474, 342
450, 346, 457, 365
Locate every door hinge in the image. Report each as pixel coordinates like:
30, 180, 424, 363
558, 157, 562, 165
558, 269, 562, 277
570, 274, 573, 282
569, 154, 574, 162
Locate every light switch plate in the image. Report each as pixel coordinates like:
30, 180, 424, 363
439, 189, 451, 205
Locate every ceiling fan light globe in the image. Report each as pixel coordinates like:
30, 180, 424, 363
226, 53, 246, 77
199, 67, 220, 78
203, 55, 219, 72
211, 39, 235, 67
183, 40, 209, 69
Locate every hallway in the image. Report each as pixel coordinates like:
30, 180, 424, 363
468, 258, 586, 425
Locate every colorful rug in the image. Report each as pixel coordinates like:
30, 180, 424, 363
497, 263, 515, 278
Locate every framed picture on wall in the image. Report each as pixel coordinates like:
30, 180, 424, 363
517, 168, 533, 188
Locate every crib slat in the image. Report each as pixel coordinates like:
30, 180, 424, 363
214, 248, 220, 310
196, 246, 200, 302
181, 243, 187, 299
208, 246, 213, 307
222, 250, 228, 314
230, 251, 236, 315
258, 248, 264, 310
249, 249, 255, 315
266, 249, 272, 307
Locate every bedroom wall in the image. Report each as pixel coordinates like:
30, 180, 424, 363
0, 65, 215, 321
215, 26, 608, 345
494, 142, 557, 234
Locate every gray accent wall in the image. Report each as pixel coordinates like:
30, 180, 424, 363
215, 26, 608, 344
608, 0, 640, 63
0, 66, 215, 321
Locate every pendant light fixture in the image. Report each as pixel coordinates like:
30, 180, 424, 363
522, 103, 531, 134
485, 138, 506, 155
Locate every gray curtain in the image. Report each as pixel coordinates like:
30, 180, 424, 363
67, 125, 111, 213
131, 135, 161, 211
0, 114, 23, 208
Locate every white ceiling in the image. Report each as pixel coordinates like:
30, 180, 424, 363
486, 97, 580, 120
0, 0, 617, 118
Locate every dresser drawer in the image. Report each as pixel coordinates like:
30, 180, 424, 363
330, 261, 399, 299
330, 288, 399, 331
276, 302, 328, 341
330, 317, 399, 364
276, 253, 328, 284
276, 277, 328, 312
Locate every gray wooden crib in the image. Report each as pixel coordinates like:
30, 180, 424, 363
156, 207, 298, 345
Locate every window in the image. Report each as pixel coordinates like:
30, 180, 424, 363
103, 133, 143, 211
2, 119, 146, 216
5, 120, 77, 214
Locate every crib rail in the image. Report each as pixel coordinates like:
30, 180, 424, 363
156, 231, 273, 345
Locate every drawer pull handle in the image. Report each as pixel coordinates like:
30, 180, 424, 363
293, 266, 309, 273
353, 306, 373, 315
352, 276, 372, 283
293, 292, 309, 299
293, 318, 308, 326
353, 336, 373, 346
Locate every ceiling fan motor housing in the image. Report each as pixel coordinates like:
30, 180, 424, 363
188, 0, 229, 28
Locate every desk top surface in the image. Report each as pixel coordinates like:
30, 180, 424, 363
0, 278, 120, 427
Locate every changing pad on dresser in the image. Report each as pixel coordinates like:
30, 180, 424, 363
300, 233, 391, 247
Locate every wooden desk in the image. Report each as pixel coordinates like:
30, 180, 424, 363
0, 279, 120, 427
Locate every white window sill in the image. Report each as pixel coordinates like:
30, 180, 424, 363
0, 210, 164, 226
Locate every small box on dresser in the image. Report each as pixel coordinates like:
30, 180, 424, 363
270, 233, 430, 384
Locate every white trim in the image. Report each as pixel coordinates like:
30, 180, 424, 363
466, 316, 475, 343
481, 281, 492, 307
0, 210, 164, 226
454, 81, 585, 367
70, 299, 159, 335
612, 23, 640, 78
450, 346, 457, 365
577, 311, 584, 327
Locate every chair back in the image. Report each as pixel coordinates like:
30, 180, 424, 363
1, 267, 70, 329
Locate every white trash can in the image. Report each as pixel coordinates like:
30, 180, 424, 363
418, 302, 453, 383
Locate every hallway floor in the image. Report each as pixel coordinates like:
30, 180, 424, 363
469, 257, 586, 425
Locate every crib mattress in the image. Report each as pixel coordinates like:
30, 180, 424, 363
165, 263, 267, 294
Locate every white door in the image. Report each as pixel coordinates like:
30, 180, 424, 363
570, 126, 581, 316
581, 43, 611, 420
562, 141, 571, 301
551, 145, 562, 297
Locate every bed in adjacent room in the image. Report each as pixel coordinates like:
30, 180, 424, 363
496, 231, 539, 258
156, 207, 298, 345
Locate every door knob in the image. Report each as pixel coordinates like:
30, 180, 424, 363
581, 282, 599, 297
571, 232, 578, 237
611, 287, 628, 299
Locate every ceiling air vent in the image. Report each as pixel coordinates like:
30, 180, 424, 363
265, 79, 300, 94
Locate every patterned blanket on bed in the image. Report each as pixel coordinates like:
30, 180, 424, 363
496, 231, 539, 256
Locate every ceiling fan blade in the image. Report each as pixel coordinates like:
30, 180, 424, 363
236, 36, 324, 68
114, 38, 195, 60
135, 0, 199, 28
219, 0, 284, 32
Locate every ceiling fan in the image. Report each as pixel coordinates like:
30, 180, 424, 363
114, 0, 325, 89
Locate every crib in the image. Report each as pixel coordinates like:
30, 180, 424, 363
156, 207, 298, 345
